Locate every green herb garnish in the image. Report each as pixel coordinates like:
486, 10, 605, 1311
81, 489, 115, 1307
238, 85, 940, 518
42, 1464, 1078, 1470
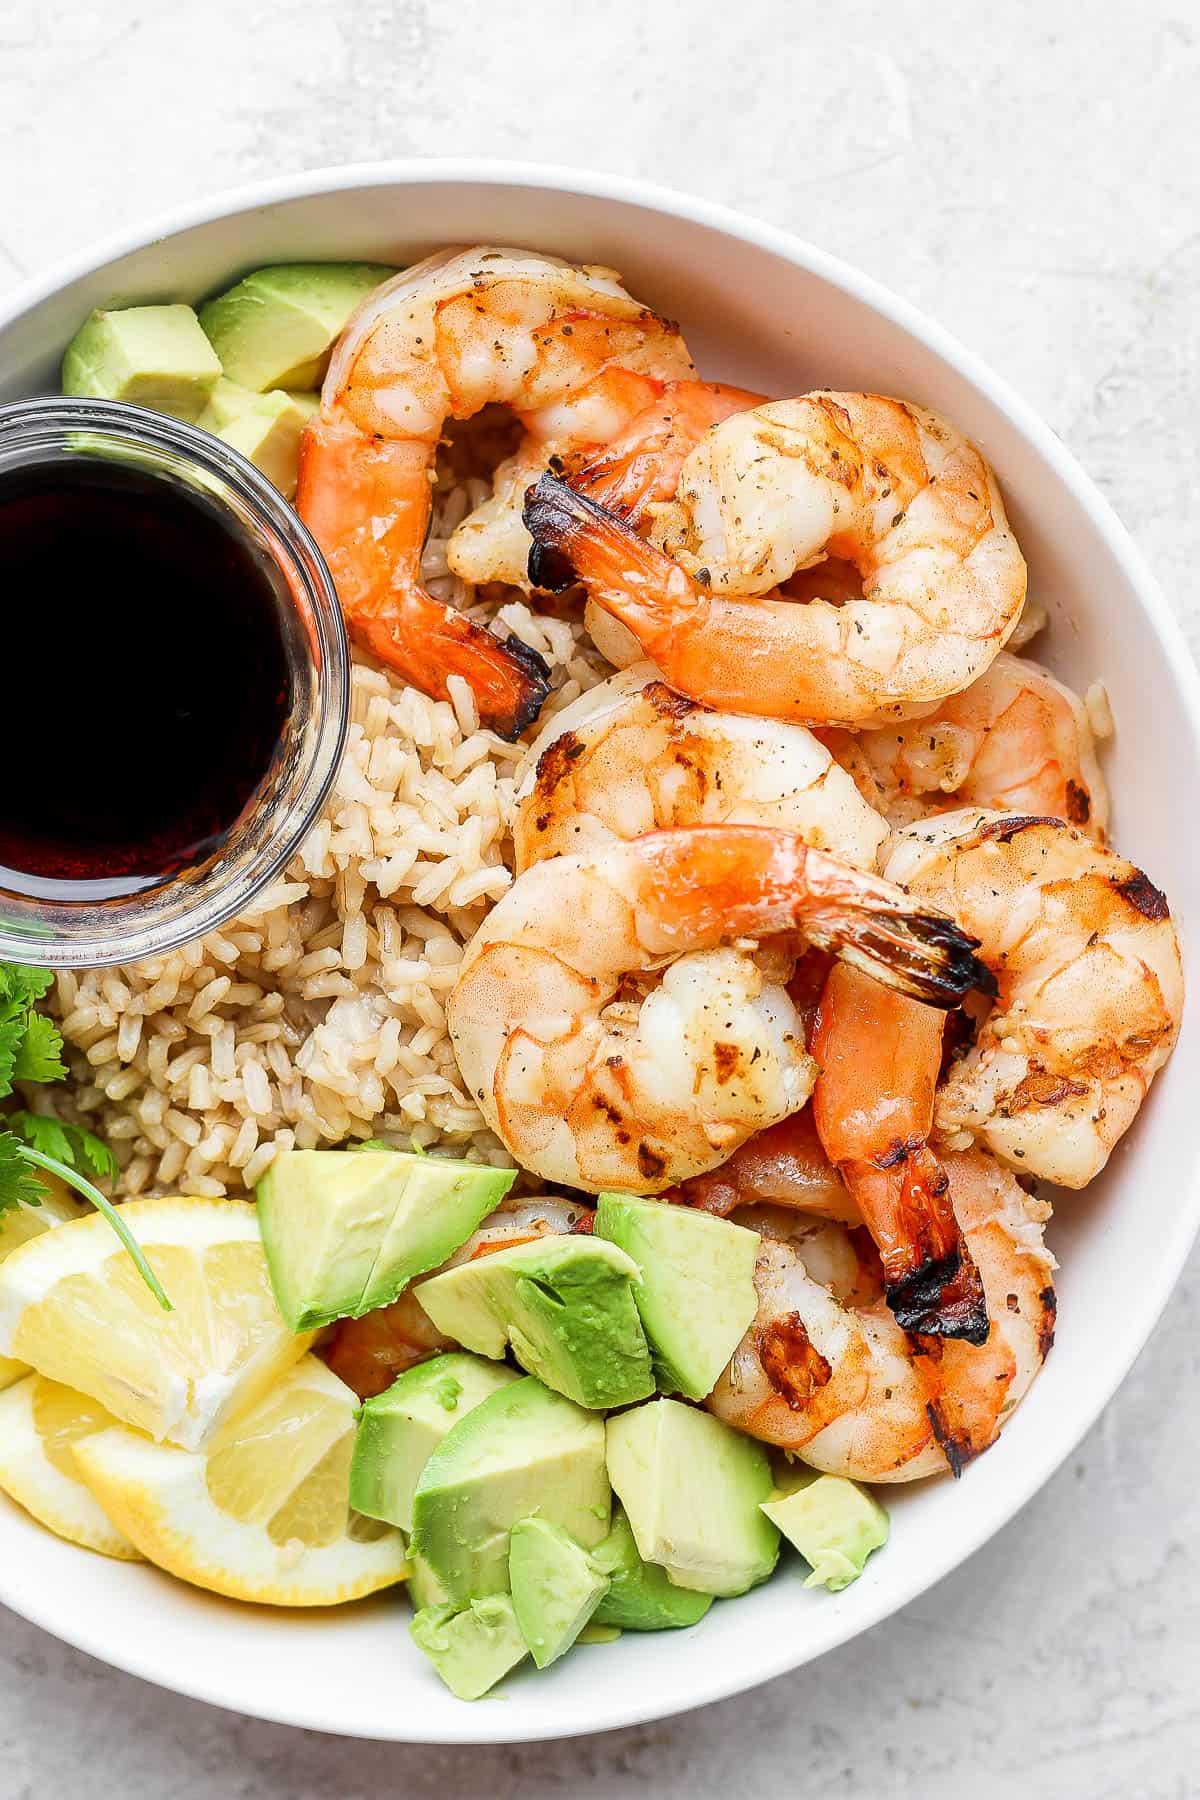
0, 963, 170, 1309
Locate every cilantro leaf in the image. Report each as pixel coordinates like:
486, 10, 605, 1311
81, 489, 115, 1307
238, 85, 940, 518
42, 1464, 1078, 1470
0, 963, 63, 1098
12, 1011, 66, 1085
69, 1122, 120, 1183
3, 1110, 72, 1166
0, 1109, 114, 1210
0, 1130, 48, 1213
0, 965, 54, 1010
0, 962, 168, 1308
0, 1022, 21, 1100
5, 1111, 119, 1183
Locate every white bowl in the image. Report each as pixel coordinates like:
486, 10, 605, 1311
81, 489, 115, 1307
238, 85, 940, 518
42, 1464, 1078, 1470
0, 161, 1196, 1744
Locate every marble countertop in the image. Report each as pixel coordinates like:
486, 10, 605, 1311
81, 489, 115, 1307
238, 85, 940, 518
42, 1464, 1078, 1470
1, 2, 1197, 1793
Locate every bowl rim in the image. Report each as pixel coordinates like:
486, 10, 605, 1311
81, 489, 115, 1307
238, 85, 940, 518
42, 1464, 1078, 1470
0, 156, 1198, 1743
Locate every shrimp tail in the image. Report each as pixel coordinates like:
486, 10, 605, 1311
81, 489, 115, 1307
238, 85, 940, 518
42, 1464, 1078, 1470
524, 470, 689, 616
524, 470, 599, 592
843, 1149, 990, 1343
797, 856, 995, 1008
298, 411, 552, 739
354, 602, 552, 740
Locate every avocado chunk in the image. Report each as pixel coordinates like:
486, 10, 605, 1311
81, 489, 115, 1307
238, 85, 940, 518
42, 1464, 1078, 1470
762, 1469, 889, 1591
606, 1399, 778, 1598
350, 1352, 519, 1533
197, 378, 318, 497
410, 1596, 528, 1701
257, 1149, 514, 1332
62, 304, 222, 420
590, 1506, 713, 1631
508, 1516, 609, 1669
577, 1623, 622, 1644
198, 262, 396, 392
415, 1235, 654, 1410
407, 1552, 450, 1611
594, 1194, 759, 1400
409, 1376, 609, 1604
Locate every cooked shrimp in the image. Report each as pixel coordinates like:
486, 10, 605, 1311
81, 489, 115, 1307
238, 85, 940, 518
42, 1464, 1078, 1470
322, 1290, 457, 1399
444, 367, 669, 592
885, 809, 1184, 1186
524, 391, 1026, 727
446, 377, 757, 595
447, 1196, 593, 1262
447, 824, 989, 1192
811, 962, 987, 1341
708, 1148, 1055, 1479
511, 664, 888, 872
823, 651, 1109, 838
319, 1196, 589, 1397
565, 379, 763, 520
298, 246, 693, 736
673, 1108, 863, 1225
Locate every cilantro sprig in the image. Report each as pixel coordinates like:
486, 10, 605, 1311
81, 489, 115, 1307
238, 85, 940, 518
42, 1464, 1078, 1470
0, 964, 170, 1309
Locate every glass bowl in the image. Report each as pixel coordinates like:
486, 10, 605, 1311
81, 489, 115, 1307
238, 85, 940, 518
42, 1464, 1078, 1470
0, 396, 348, 968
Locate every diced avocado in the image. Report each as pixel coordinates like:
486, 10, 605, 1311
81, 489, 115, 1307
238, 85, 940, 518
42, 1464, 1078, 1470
257, 1149, 514, 1332
62, 304, 222, 420
594, 1194, 759, 1400
577, 1623, 622, 1644
606, 1399, 778, 1598
409, 1376, 609, 1604
410, 1596, 528, 1701
762, 1469, 889, 1591
508, 1516, 609, 1669
197, 378, 318, 497
198, 262, 396, 392
591, 1506, 713, 1631
407, 1553, 451, 1611
350, 1352, 519, 1533
415, 1235, 654, 1410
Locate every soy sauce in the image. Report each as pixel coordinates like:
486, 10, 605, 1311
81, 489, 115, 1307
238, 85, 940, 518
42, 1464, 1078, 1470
0, 460, 292, 901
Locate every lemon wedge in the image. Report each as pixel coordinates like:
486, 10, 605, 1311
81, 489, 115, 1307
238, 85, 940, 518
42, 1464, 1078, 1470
0, 1197, 312, 1449
72, 1355, 407, 1605
0, 1372, 142, 1559
0, 1180, 89, 1392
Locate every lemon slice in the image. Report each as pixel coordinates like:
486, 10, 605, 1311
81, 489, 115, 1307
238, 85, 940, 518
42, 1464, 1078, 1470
0, 1180, 89, 1392
72, 1355, 407, 1605
0, 1197, 313, 1449
0, 1373, 142, 1559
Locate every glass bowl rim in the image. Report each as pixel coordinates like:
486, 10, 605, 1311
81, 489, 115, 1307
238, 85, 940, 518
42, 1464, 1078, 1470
0, 394, 349, 969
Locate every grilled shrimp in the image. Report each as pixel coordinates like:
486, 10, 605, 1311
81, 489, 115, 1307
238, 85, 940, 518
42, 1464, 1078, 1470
449, 377, 757, 597
708, 1148, 1055, 1480
885, 809, 1184, 1186
524, 393, 1026, 727
511, 664, 888, 873
320, 1196, 588, 1397
297, 246, 693, 737
447, 825, 988, 1192
323, 1291, 457, 1399
566, 378, 763, 521
810, 961, 987, 1341
674, 1107, 863, 1225
447, 1196, 593, 1262
823, 651, 1109, 838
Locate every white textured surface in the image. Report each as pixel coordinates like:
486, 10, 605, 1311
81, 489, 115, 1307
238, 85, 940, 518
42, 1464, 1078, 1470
1, 1, 1198, 1791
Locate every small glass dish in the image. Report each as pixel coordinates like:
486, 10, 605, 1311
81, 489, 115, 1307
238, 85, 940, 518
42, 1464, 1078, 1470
0, 396, 348, 969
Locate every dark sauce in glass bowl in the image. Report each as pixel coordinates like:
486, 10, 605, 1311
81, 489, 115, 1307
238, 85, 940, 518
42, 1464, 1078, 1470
0, 459, 292, 902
